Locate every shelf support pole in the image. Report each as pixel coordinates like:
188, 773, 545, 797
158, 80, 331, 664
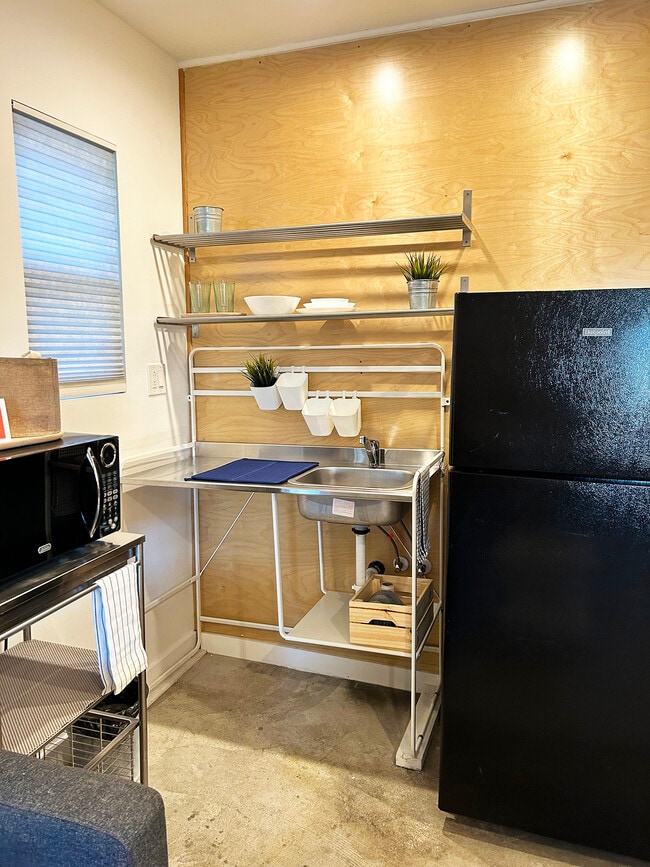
271, 493, 290, 640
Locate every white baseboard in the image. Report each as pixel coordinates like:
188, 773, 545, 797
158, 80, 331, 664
200, 632, 438, 691
146, 633, 205, 705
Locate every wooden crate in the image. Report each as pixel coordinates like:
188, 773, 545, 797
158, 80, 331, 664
349, 575, 434, 653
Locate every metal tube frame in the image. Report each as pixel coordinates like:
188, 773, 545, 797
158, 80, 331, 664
0, 539, 149, 784
188, 339, 446, 767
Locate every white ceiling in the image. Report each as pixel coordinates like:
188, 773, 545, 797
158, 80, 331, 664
94, 0, 589, 66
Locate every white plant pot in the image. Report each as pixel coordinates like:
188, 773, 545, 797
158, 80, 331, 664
408, 279, 439, 309
250, 383, 282, 410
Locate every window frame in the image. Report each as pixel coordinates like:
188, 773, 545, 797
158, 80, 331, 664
12, 101, 126, 399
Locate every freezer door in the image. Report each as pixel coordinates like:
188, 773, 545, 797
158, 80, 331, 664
439, 469, 650, 860
449, 288, 650, 480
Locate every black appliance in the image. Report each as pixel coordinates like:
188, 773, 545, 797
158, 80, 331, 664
438, 288, 650, 860
0, 433, 120, 586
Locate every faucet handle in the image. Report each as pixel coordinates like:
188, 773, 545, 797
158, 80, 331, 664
360, 435, 382, 467
360, 434, 377, 446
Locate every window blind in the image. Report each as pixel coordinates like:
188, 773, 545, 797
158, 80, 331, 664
12, 103, 126, 396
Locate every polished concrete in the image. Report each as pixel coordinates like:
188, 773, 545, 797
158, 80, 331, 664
147, 654, 642, 867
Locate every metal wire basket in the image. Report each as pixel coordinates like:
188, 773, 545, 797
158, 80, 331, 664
37, 709, 138, 781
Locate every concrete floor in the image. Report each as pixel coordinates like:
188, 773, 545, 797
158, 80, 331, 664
147, 654, 643, 867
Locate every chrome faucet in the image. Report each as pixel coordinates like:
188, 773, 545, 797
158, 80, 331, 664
360, 435, 383, 468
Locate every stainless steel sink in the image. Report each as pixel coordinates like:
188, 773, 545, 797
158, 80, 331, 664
292, 465, 414, 526
294, 466, 414, 489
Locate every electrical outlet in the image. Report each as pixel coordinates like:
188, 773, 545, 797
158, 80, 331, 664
147, 362, 166, 395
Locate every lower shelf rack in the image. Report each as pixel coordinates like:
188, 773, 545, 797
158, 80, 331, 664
284, 590, 440, 659
0, 639, 104, 757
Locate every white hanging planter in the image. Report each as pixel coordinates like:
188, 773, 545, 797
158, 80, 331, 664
330, 392, 362, 437
250, 383, 282, 410
277, 369, 309, 410
302, 393, 334, 435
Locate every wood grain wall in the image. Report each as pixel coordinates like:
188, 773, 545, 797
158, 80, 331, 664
179, 0, 650, 667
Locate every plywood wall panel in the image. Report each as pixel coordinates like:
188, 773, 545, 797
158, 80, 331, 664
182, 0, 650, 664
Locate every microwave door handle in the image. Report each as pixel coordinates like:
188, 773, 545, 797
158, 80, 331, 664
84, 446, 102, 538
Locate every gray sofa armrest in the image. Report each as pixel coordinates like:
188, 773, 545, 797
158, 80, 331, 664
0, 749, 168, 866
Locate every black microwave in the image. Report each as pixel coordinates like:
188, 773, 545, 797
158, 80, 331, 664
0, 433, 120, 586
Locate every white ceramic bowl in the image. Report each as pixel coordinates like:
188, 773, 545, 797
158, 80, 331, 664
244, 295, 301, 315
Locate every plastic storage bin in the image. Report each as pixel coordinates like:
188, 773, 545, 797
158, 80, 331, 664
277, 369, 309, 410
301, 393, 333, 435
330, 393, 361, 437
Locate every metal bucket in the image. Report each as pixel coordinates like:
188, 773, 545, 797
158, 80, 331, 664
408, 279, 439, 309
192, 206, 223, 233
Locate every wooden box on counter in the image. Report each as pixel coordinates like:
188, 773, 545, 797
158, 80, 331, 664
348, 575, 434, 653
0, 357, 61, 449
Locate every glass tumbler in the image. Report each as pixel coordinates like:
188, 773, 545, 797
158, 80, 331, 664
214, 280, 235, 313
189, 281, 212, 313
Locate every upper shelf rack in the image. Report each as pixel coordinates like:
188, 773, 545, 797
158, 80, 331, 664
152, 191, 474, 263
156, 306, 457, 328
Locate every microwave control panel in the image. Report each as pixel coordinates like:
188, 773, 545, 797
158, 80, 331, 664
98, 440, 120, 534
100, 468, 120, 533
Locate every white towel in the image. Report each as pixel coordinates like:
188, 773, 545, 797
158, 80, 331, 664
92, 563, 148, 695
416, 471, 431, 567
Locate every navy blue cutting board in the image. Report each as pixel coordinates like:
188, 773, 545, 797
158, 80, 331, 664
186, 458, 318, 485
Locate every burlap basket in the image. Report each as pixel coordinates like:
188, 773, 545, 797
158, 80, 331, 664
0, 357, 61, 441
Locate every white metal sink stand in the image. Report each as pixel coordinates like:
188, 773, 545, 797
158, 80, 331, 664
186, 340, 446, 769
145, 195, 470, 766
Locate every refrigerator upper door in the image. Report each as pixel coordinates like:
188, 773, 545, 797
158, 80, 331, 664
450, 288, 650, 480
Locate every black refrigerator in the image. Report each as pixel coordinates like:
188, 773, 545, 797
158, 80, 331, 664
438, 288, 650, 860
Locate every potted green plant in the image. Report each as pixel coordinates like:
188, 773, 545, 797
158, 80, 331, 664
399, 252, 450, 309
242, 352, 282, 410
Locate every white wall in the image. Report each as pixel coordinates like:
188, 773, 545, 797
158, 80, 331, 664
0, 0, 195, 689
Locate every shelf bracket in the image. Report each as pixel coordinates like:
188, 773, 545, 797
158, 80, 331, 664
187, 247, 196, 264
462, 190, 472, 247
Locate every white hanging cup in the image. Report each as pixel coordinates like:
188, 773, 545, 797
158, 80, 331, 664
277, 368, 309, 410
330, 392, 362, 437
301, 392, 333, 436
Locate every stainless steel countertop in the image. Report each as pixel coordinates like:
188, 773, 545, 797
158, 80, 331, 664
121, 442, 444, 500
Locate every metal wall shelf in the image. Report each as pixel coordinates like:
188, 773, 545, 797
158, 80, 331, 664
152, 190, 473, 262
156, 306, 456, 328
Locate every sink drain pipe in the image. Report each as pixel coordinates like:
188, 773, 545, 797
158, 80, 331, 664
351, 526, 385, 593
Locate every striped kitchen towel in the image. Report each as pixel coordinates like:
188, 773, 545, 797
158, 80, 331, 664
416, 470, 431, 568
92, 563, 147, 695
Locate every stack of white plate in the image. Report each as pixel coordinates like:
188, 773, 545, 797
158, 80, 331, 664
299, 298, 356, 313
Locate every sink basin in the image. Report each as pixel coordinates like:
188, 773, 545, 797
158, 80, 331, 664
293, 466, 414, 490
292, 465, 414, 526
